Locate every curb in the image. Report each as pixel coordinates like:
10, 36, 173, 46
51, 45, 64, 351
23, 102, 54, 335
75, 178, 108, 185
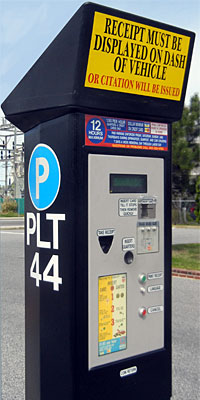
172, 225, 200, 229
0, 217, 24, 220
172, 268, 200, 280
0, 226, 24, 230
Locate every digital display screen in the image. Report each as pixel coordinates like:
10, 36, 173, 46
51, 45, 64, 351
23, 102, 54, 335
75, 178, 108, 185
110, 174, 147, 193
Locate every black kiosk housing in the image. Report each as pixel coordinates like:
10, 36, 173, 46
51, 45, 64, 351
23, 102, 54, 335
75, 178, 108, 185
2, 3, 195, 400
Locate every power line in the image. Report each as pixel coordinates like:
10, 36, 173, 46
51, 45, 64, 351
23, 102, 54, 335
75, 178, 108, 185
0, 117, 24, 197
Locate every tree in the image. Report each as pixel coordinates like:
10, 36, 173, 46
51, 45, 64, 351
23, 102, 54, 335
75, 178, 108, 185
172, 94, 200, 198
194, 176, 200, 223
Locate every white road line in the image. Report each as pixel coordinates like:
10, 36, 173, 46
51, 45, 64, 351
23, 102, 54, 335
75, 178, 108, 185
0, 219, 24, 221
1, 231, 24, 235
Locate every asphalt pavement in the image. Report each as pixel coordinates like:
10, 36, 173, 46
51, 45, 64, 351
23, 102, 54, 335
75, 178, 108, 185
0, 231, 25, 400
172, 277, 200, 399
0, 217, 200, 245
0, 231, 200, 399
172, 227, 200, 245
0, 217, 24, 228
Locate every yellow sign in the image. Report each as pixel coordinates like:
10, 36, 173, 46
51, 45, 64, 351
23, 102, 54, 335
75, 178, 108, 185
98, 274, 127, 356
85, 12, 190, 101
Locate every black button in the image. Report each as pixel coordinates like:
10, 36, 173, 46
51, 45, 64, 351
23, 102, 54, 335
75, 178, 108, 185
124, 251, 134, 264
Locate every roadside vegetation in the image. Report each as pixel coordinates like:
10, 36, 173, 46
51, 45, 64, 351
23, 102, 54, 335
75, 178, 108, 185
172, 209, 199, 226
172, 94, 199, 199
0, 198, 21, 217
0, 212, 20, 217
172, 94, 200, 225
172, 243, 200, 270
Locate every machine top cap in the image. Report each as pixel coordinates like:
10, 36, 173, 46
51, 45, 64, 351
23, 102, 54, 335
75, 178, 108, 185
1, 2, 195, 131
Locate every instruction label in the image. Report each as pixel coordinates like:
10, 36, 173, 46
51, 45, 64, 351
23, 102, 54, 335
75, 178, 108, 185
120, 366, 137, 378
85, 12, 190, 101
119, 198, 138, 216
147, 284, 163, 293
148, 305, 164, 314
122, 237, 135, 251
148, 272, 163, 280
97, 228, 115, 236
98, 274, 127, 356
85, 115, 168, 151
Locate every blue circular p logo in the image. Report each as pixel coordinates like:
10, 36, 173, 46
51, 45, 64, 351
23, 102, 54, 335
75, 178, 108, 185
28, 144, 61, 210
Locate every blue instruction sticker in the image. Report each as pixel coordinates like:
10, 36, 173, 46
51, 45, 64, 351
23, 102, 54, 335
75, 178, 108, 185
85, 115, 168, 151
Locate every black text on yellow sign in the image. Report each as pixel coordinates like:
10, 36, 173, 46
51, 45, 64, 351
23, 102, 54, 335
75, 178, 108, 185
85, 12, 190, 101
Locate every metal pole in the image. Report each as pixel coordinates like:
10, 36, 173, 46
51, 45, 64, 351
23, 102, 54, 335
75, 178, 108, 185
5, 136, 8, 197
14, 127, 17, 198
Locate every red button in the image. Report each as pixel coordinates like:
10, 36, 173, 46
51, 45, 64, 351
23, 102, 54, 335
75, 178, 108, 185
139, 307, 147, 318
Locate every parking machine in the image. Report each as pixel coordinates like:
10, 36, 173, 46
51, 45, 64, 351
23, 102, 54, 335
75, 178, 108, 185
1, 3, 195, 400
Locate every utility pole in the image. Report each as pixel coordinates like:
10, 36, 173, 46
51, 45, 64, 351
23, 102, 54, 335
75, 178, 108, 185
0, 117, 24, 198
14, 126, 17, 198
5, 135, 8, 196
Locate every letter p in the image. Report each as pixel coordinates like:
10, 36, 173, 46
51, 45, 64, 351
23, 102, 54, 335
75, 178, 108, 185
36, 157, 49, 199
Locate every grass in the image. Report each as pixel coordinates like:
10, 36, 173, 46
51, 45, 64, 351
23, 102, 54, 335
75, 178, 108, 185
172, 222, 200, 229
172, 244, 200, 271
0, 212, 23, 217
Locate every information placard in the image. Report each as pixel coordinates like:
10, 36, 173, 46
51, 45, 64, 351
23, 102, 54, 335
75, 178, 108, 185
85, 115, 168, 150
98, 274, 127, 356
85, 12, 190, 101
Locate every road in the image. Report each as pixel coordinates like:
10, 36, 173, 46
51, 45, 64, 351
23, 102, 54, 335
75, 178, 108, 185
172, 227, 200, 245
0, 230, 25, 399
172, 277, 200, 399
0, 217, 24, 228
0, 218, 200, 244
0, 231, 200, 399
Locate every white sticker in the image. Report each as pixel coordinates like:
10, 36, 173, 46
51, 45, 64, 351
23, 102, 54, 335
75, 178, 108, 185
148, 272, 163, 280
138, 197, 157, 205
97, 228, 115, 237
120, 366, 137, 378
148, 285, 163, 293
119, 199, 138, 217
148, 305, 164, 314
151, 122, 168, 135
122, 237, 135, 251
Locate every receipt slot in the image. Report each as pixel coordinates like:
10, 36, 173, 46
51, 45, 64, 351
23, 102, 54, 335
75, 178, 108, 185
1, 3, 194, 400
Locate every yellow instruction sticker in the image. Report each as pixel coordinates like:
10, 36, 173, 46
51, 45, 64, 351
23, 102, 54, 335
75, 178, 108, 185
85, 12, 190, 101
98, 274, 127, 356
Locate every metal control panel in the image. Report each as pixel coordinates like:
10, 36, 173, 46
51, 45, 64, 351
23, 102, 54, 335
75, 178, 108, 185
137, 221, 159, 254
88, 154, 164, 369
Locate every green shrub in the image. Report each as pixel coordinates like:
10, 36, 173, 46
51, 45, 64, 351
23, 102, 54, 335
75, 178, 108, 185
2, 199, 17, 214
194, 176, 200, 223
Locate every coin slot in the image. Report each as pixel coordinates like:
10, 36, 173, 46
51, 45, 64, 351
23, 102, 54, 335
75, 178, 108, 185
124, 251, 134, 264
